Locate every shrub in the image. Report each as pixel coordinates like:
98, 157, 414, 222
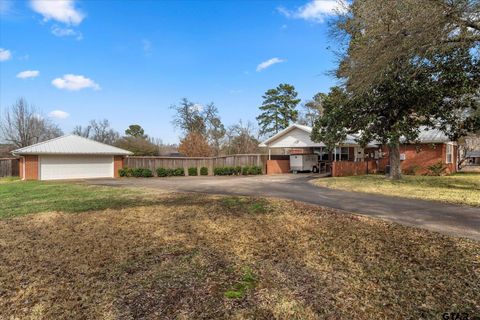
188, 167, 198, 176
248, 166, 262, 175
200, 167, 209, 175
427, 161, 447, 176
132, 168, 145, 177
142, 168, 153, 177
156, 167, 168, 177
403, 165, 421, 175
119, 167, 135, 177
215, 166, 263, 176
214, 167, 223, 176
173, 168, 185, 176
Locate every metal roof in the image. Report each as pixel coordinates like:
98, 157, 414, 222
466, 151, 480, 158
259, 124, 453, 148
12, 135, 133, 156
412, 127, 451, 143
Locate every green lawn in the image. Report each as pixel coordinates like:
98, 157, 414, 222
314, 173, 480, 207
0, 180, 159, 219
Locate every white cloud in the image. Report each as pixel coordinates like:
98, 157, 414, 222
256, 57, 285, 72
30, 0, 85, 25
51, 25, 83, 40
0, 48, 12, 61
49, 110, 70, 119
52, 74, 100, 91
278, 0, 346, 23
16, 70, 40, 79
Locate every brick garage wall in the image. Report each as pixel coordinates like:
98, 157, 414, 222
24, 155, 39, 180
114, 156, 125, 178
267, 160, 290, 175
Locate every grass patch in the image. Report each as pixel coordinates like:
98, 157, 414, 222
0, 181, 159, 219
314, 174, 480, 206
221, 196, 270, 214
0, 176, 20, 183
0, 190, 478, 318
224, 267, 256, 299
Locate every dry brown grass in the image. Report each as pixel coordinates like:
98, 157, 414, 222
0, 194, 478, 319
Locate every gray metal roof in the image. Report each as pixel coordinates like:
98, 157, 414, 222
466, 151, 480, 158
412, 127, 451, 143
12, 135, 133, 156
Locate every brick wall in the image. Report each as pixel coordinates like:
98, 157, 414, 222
266, 160, 290, 175
114, 156, 125, 178
24, 155, 38, 180
381, 143, 457, 175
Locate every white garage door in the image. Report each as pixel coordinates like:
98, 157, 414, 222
39, 155, 114, 180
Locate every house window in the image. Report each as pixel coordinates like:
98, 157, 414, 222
446, 144, 453, 164
335, 147, 349, 161
314, 147, 330, 161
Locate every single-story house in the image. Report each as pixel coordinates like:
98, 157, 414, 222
465, 150, 480, 165
259, 124, 457, 176
12, 135, 132, 180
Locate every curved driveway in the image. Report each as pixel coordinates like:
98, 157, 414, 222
88, 175, 480, 241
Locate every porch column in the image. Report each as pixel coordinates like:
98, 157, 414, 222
268, 148, 271, 160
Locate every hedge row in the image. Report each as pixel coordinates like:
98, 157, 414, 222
214, 166, 262, 176
119, 165, 262, 178
156, 167, 185, 177
119, 167, 153, 178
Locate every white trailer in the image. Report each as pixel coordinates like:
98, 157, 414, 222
290, 154, 319, 173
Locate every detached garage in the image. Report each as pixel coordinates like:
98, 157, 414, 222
12, 135, 132, 181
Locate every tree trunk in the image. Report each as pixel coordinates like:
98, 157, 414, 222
389, 142, 402, 180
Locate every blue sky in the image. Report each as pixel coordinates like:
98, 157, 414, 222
0, 0, 341, 143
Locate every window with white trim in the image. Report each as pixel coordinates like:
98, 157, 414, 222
446, 144, 453, 164
335, 147, 349, 161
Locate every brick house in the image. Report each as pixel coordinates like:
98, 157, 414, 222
259, 124, 457, 176
12, 135, 132, 180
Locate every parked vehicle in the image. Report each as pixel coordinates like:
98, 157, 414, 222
290, 154, 319, 173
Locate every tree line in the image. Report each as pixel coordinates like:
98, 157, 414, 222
0, 84, 324, 157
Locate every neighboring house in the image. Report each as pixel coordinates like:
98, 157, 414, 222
465, 151, 480, 165
12, 135, 132, 181
259, 124, 457, 176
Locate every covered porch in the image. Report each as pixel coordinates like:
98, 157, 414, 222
259, 124, 382, 176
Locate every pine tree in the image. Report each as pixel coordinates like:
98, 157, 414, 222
256, 83, 300, 137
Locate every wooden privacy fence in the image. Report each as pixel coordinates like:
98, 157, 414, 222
125, 154, 271, 175
0, 158, 19, 177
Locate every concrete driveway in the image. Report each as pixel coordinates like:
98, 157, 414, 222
87, 174, 480, 241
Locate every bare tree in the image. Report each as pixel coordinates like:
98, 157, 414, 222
298, 93, 325, 127
0, 98, 63, 148
224, 120, 260, 155
72, 119, 119, 144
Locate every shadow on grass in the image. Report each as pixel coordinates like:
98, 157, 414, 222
0, 181, 165, 219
